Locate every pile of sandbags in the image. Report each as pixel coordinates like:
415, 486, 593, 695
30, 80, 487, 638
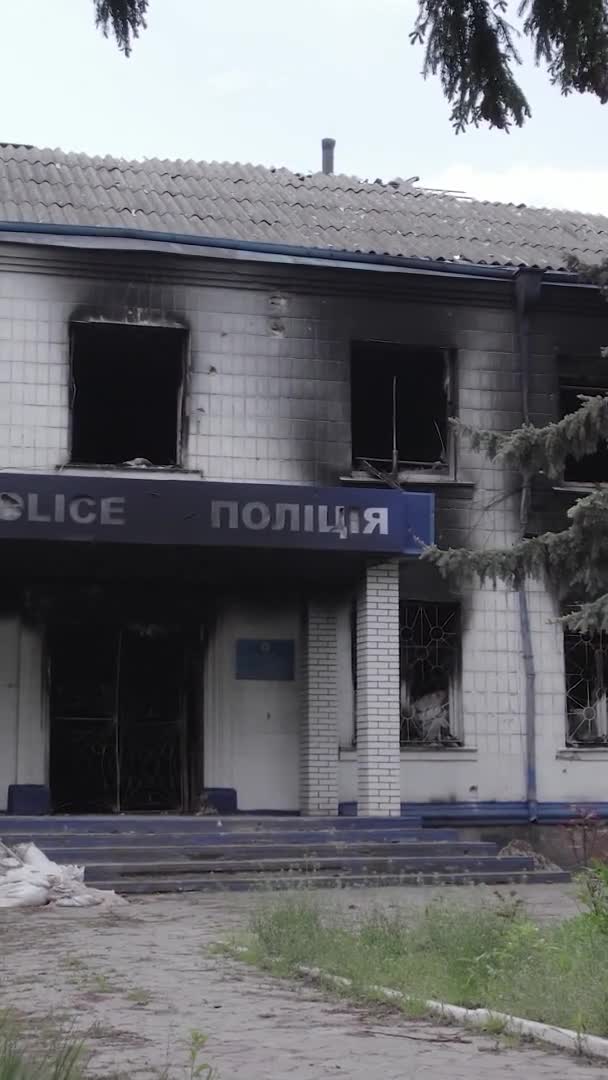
0, 840, 126, 910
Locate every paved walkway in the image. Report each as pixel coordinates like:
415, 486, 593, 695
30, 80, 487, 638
1, 884, 605, 1079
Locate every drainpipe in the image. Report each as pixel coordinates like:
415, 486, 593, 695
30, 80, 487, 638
514, 268, 544, 823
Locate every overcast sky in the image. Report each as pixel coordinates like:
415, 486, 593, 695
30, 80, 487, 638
3, 0, 608, 213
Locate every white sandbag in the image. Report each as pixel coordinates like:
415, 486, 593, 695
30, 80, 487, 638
0, 841, 52, 908
0, 839, 127, 911
0, 879, 49, 908
15, 842, 84, 884
4, 865, 50, 887
53, 884, 127, 909
0, 840, 22, 870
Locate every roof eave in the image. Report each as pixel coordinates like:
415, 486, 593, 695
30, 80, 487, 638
0, 219, 585, 285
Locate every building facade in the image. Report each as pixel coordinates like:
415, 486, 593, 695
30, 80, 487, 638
1, 145, 607, 822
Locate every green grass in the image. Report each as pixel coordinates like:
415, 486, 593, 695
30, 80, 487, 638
126, 988, 152, 1006
0, 1014, 219, 1079
240, 896, 608, 1038
0, 1013, 87, 1080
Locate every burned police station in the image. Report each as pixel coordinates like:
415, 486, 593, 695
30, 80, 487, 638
1, 142, 608, 831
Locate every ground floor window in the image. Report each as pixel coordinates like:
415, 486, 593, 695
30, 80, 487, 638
565, 630, 608, 746
399, 601, 462, 746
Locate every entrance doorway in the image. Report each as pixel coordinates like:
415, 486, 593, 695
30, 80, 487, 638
49, 624, 192, 813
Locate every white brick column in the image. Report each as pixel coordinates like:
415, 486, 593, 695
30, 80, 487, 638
357, 560, 401, 817
300, 598, 339, 816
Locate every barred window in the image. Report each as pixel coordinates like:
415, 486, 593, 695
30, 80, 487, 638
400, 602, 461, 746
565, 630, 608, 746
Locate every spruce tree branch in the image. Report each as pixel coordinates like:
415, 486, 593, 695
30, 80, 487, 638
412, 1, 608, 128
412, 0, 531, 129
519, 0, 608, 102
93, 0, 148, 56
424, 486, 608, 599
452, 395, 608, 479
564, 593, 608, 633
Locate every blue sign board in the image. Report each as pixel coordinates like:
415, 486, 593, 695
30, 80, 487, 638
0, 474, 434, 555
236, 639, 295, 681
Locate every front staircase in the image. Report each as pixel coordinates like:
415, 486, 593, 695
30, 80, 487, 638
0, 814, 568, 894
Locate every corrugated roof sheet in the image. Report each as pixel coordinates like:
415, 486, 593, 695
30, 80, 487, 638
0, 143, 607, 271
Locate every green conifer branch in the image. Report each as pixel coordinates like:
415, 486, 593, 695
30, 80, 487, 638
453, 395, 608, 478
94, 0, 148, 55
424, 487, 608, 601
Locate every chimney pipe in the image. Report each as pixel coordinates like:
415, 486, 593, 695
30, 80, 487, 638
322, 137, 335, 176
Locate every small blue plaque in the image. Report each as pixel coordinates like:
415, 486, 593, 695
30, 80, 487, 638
236, 639, 295, 681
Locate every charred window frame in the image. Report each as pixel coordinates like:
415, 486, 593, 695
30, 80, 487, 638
564, 629, 608, 746
350, 344, 456, 478
558, 353, 608, 483
69, 322, 188, 468
400, 601, 462, 746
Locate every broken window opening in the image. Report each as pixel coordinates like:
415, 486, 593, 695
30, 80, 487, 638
351, 344, 453, 476
558, 377, 608, 483
70, 323, 187, 467
400, 601, 462, 746
564, 629, 608, 746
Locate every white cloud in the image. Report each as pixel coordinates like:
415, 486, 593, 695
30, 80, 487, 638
423, 163, 608, 215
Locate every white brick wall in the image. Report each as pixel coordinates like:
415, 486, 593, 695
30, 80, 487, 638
300, 599, 339, 815
356, 561, 401, 817
460, 582, 527, 799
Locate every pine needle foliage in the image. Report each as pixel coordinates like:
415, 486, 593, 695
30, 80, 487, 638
93, 0, 148, 56
424, 396, 608, 633
411, 0, 608, 130
91, 0, 608, 126
454, 395, 608, 480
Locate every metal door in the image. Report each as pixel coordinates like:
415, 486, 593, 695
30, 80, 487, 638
50, 624, 187, 812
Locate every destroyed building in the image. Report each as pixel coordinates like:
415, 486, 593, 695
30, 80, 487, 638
0, 141, 607, 825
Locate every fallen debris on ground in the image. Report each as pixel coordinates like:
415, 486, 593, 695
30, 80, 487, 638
0, 839, 126, 910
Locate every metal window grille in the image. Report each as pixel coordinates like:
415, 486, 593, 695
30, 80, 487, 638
564, 630, 608, 745
400, 602, 461, 746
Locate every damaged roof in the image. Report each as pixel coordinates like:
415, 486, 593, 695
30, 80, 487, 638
0, 143, 607, 272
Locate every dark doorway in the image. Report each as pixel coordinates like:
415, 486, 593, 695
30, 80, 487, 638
50, 624, 190, 813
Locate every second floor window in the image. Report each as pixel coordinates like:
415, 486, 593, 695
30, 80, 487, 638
70, 323, 187, 467
351, 344, 453, 476
558, 367, 608, 483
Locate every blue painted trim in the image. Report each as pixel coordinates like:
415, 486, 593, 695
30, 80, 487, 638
339, 800, 608, 825
7, 784, 50, 815
2, 800, 602, 826
0, 220, 579, 285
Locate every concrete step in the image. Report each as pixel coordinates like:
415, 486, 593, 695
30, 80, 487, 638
93, 869, 571, 895
0, 833, 462, 851
0, 829, 460, 846
84, 855, 536, 881
36, 841, 499, 863
0, 814, 423, 835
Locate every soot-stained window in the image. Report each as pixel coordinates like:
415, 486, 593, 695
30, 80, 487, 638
351, 344, 452, 475
70, 323, 186, 467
